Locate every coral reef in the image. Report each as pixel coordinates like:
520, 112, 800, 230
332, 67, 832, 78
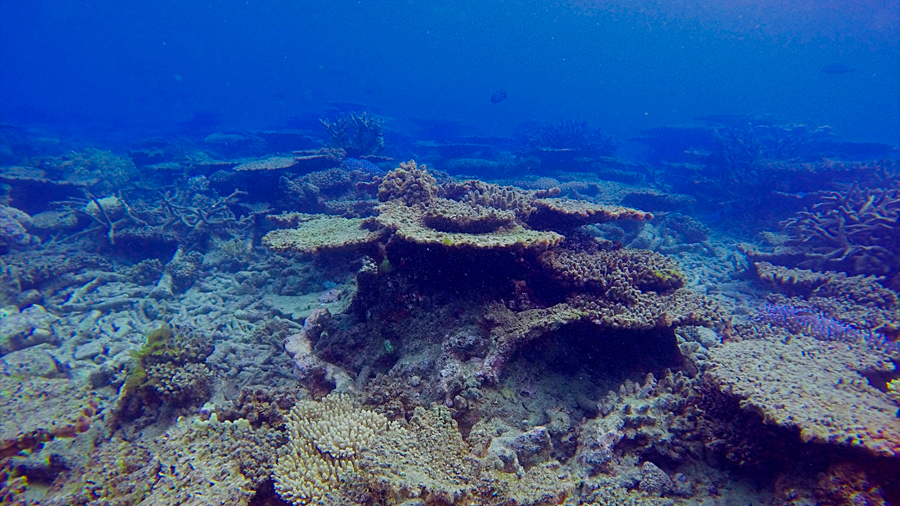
320, 112, 385, 158
262, 216, 384, 255
525, 120, 619, 159
4, 124, 898, 506
780, 185, 900, 281
708, 331, 898, 456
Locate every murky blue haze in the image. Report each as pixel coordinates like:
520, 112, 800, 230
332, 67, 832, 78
2, 0, 898, 145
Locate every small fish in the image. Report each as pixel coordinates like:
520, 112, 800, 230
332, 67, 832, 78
820, 63, 856, 75
490, 90, 507, 103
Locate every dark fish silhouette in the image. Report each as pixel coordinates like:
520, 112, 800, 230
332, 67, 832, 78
491, 90, 507, 103
821, 63, 856, 75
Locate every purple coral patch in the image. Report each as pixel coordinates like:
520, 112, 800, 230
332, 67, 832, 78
752, 304, 898, 352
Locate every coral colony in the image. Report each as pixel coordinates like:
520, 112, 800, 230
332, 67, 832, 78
0, 115, 898, 505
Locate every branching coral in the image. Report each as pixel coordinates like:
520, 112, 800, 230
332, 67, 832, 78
780, 185, 900, 279
320, 112, 385, 158
272, 394, 394, 505
376, 160, 438, 205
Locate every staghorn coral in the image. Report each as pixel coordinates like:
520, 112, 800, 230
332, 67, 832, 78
780, 185, 900, 279
320, 112, 385, 158
262, 215, 384, 255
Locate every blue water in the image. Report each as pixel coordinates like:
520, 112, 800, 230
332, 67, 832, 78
2, 0, 898, 146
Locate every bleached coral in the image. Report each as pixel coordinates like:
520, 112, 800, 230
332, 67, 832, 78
273, 394, 393, 505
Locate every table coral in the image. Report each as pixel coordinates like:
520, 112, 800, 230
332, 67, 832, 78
233, 156, 300, 172
376, 199, 563, 252
538, 245, 684, 301
422, 198, 517, 234
527, 198, 653, 230
708, 333, 899, 457
262, 215, 385, 255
